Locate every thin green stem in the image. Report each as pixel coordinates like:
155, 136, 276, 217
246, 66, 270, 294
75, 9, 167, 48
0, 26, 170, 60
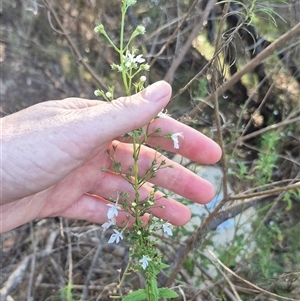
103, 33, 120, 53
118, 258, 132, 298
128, 67, 133, 92
132, 133, 141, 228
120, 5, 130, 95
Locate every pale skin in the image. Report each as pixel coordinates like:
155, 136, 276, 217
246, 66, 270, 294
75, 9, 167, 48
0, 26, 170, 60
0, 81, 222, 233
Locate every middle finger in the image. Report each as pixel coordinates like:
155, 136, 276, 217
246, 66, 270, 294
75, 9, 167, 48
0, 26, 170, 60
106, 141, 215, 204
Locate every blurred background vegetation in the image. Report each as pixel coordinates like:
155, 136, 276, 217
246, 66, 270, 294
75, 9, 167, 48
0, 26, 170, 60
1, 0, 300, 300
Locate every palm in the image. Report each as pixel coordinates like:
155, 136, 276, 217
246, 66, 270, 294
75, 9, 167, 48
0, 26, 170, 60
36, 142, 112, 219
1, 142, 112, 230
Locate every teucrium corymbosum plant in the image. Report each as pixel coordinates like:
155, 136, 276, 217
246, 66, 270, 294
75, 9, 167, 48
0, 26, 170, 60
94, 1, 182, 300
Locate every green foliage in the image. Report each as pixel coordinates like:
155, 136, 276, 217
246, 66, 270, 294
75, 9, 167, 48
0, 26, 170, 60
218, 233, 247, 267
94, 0, 149, 96
123, 289, 148, 301
253, 131, 280, 185
230, 130, 280, 188
123, 287, 178, 301
183, 257, 196, 276
283, 189, 300, 211
194, 78, 209, 99
157, 288, 179, 299
58, 282, 79, 301
252, 223, 297, 281
218, 0, 287, 26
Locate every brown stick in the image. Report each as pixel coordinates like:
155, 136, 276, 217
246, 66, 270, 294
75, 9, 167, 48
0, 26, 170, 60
187, 22, 300, 118
228, 181, 300, 201
208, 249, 300, 301
44, 0, 106, 90
233, 116, 300, 145
163, 0, 218, 83
149, 0, 203, 68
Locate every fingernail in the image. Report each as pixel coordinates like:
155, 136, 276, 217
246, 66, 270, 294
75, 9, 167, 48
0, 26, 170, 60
144, 81, 171, 102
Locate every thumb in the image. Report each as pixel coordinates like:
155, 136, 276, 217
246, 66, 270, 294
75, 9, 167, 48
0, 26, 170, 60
85, 81, 172, 144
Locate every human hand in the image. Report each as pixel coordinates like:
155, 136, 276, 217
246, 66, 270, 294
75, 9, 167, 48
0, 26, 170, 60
0, 81, 221, 233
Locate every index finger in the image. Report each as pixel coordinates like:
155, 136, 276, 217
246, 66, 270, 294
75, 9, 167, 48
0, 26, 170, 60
146, 116, 222, 164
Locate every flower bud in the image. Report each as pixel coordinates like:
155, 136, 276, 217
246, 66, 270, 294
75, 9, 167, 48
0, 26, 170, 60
140, 64, 150, 71
94, 89, 103, 97
136, 25, 146, 35
94, 24, 105, 34
106, 92, 112, 98
140, 75, 146, 82
127, 0, 137, 6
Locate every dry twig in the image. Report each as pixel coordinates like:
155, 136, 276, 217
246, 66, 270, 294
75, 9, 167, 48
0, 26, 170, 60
43, 0, 106, 90
207, 249, 300, 301
187, 22, 300, 118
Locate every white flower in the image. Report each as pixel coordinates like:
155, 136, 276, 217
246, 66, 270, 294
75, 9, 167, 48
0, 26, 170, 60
139, 255, 151, 270
162, 223, 173, 236
134, 54, 145, 63
107, 203, 121, 219
108, 229, 123, 244
102, 218, 116, 230
123, 50, 145, 65
157, 110, 166, 118
171, 133, 184, 149
124, 50, 134, 61
157, 109, 171, 118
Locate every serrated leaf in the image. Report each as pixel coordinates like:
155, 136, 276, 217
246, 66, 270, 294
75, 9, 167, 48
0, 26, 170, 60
159, 262, 169, 270
158, 288, 179, 299
146, 277, 159, 301
122, 289, 147, 301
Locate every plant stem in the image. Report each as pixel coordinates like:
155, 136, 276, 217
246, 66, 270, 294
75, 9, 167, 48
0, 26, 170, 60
132, 134, 141, 228
120, 4, 130, 95
118, 258, 132, 298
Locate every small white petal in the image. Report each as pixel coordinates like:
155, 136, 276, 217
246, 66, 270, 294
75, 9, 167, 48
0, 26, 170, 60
108, 229, 123, 244
171, 133, 184, 149
139, 255, 151, 270
107, 204, 121, 219
124, 50, 135, 63
157, 110, 166, 118
162, 224, 173, 236
102, 218, 116, 230
135, 54, 145, 63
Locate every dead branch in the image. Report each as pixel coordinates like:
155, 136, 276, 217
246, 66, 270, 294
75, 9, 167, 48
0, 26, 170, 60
207, 249, 300, 301
187, 22, 300, 118
0, 231, 58, 300
80, 232, 106, 301
232, 116, 300, 145
228, 181, 300, 201
149, 0, 203, 68
43, 0, 106, 90
163, 0, 217, 83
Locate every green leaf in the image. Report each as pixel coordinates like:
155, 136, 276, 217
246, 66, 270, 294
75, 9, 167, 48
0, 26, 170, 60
158, 288, 179, 299
122, 289, 147, 301
159, 262, 170, 270
146, 277, 159, 301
